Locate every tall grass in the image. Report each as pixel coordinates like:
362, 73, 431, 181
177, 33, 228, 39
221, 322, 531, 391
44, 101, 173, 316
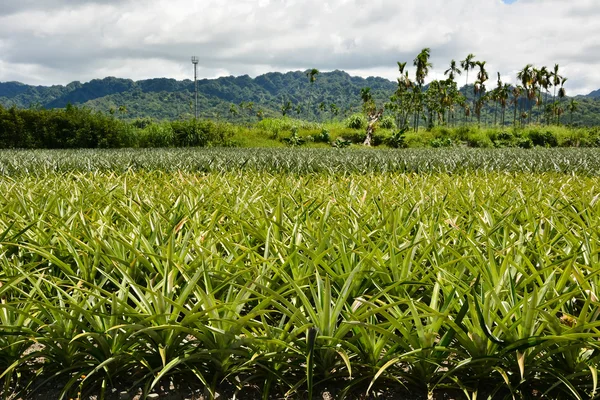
1, 166, 600, 399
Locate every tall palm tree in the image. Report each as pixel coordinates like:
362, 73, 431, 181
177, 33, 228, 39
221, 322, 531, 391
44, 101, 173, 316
413, 48, 432, 132
551, 64, 563, 124
460, 54, 477, 124
444, 60, 462, 81
460, 54, 477, 90
392, 61, 413, 130
475, 61, 488, 126
306, 68, 319, 120
535, 66, 549, 124
443, 61, 461, 126
517, 64, 535, 125
567, 98, 578, 126
558, 78, 568, 125
511, 85, 523, 128
500, 83, 510, 126
493, 73, 503, 126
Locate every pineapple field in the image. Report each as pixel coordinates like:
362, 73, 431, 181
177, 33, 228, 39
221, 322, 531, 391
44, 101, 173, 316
1, 148, 600, 399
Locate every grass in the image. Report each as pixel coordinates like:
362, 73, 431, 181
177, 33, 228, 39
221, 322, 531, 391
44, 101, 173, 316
1, 149, 600, 399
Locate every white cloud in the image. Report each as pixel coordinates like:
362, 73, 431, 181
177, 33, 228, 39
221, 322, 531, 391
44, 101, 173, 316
0, 0, 598, 95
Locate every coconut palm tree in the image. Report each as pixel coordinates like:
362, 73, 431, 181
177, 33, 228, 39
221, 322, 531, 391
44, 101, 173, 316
460, 54, 477, 124
281, 100, 292, 117
460, 54, 477, 90
306, 68, 319, 120
475, 61, 488, 126
551, 64, 563, 124
558, 78, 568, 125
413, 48, 433, 131
499, 83, 510, 126
535, 66, 550, 124
229, 103, 238, 118
511, 85, 523, 128
444, 60, 462, 81
517, 64, 535, 125
567, 98, 578, 126
390, 61, 413, 130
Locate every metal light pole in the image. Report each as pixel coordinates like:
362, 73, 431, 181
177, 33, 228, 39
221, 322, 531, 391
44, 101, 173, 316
191, 56, 199, 120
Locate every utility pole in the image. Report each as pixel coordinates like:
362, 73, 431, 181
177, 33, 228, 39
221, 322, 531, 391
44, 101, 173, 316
191, 56, 199, 120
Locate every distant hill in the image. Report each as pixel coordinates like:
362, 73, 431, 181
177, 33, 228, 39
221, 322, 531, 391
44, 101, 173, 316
586, 89, 600, 98
2, 70, 600, 126
0, 71, 397, 121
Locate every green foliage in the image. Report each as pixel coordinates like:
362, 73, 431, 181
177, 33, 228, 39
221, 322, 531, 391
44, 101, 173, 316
313, 128, 330, 143
170, 119, 235, 147
0, 104, 131, 148
379, 115, 396, 129
345, 114, 366, 129
526, 129, 559, 147
331, 137, 352, 148
0, 71, 396, 123
2, 161, 600, 398
282, 126, 305, 146
430, 137, 454, 148
384, 129, 408, 148
0, 105, 234, 149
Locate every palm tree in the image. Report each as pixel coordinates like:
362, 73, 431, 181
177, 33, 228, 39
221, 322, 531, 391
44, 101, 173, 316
444, 60, 461, 126
500, 83, 510, 126
567, 98, 578, 126
493, 73, 503, 126
390, 61, 413, 130
535, 66, 549, 124
444, 60, 462, 81
229, 103, 238, 118
360, 87, 374, 107
511, 85, 523, 128
281, 100, 292, 117
460, 54, 477, 90
551, 64, 563, 124
517, 64, 535, 125
558, 78, 568, 125
306, 68, 319, 120
475, 61, 488, 127
460, 54, 476, 124
329, 103, 339, 121
413, 48, 432, 131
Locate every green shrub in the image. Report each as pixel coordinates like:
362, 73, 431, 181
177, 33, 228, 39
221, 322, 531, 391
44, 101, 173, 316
137, 123, 174, 148
517, 137, 533, 149
527, 129, 558, 147
314, 128, 330, 143
171, 119, 235, 147
464, 130, 493, 148
385, 129, 408, 148
331, 137, 352, 148
430, 137, 453, 148
345, 114, 366, 129
282, 126, 305, 146
379, 116, 396, 130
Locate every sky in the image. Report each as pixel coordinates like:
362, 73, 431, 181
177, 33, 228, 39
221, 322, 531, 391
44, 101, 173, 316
0, 0, 598, 95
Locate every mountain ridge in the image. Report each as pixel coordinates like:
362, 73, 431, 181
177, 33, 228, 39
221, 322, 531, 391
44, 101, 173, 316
2, 70, 600, 125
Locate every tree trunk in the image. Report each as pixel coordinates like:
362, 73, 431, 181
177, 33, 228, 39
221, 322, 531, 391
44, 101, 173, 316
363, 109, 383, 146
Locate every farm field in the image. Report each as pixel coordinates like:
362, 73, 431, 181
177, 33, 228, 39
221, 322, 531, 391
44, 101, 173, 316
1, 148, 600, 399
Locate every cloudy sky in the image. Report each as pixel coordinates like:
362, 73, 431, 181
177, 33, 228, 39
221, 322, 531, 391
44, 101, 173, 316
0, 0, 598, 95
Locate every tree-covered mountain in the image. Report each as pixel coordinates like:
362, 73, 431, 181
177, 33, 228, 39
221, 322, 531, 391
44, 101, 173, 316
0, 71, 397, 122
2, 70, 600, 126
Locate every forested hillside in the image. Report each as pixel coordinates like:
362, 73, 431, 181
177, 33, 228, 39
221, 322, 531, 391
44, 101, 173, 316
2, 69, 600, 125
0, 71, 396, 121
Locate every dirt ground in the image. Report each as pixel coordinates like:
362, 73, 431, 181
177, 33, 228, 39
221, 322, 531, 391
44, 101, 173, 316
3, 382, 460, 400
